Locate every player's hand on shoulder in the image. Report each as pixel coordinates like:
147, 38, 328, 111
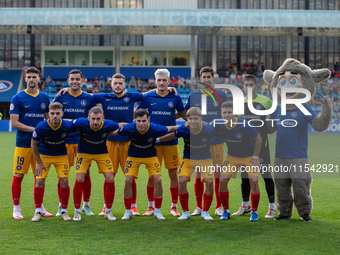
118, 122, 128, 129
184, 121, 190, 129
56, 88, 70, 97
167, 87, 178, 96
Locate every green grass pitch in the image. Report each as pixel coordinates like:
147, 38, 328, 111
0, 132, 339, 254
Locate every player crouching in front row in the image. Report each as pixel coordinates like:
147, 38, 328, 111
158, 107, 216, 221
31, 102, 77, 221
112, 109, 179, 220
215, 102, 262, 221
72, 107, 126, 221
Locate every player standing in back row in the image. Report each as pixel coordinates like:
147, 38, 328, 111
10, 67, 52, 220
138, 69, 187, 217
54, 69, 97, 217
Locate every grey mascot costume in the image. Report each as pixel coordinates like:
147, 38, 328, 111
263, 58, 332, 222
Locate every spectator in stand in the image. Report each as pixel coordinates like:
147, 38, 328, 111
171, 76, 178, 87
148, 76, 155, 87
236, 72, 242, 86
232, 59, 238, 71
38, 76, 45, 92
213, 72, 220, 84
45, 74, 52, 87
93, 76, 99, 87
230, 71, 237, 84
249, 63, 256, 76
243, 61, 249, 71
86, 80, 93, 93
136, 77, 143, 92
93, 84, 99, 94
242, 70, 248, 80
261, 83, 269, 94
228, 62, 233, 72
257, 61, 263, 78
178, 76, 185, 89
102, 78, 112, 93
129, 76, 136, 91
185, 77, 191, 88
322, 82, 330, 95
334, 62, 339, 72
36, 63, 42, 75
224, 71, 230, 84
129, 57, 135, 66
99, 75, 105, 87
55, 81, 62, 93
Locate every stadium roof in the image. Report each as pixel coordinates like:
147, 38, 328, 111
1, 8, 340, 36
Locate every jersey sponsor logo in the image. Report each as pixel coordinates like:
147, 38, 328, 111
132, 142, 153, 149
168, 101, 174, 108
63, 102, 69, 105
16, 165, 22, 170
151, 103, 157, 105
33, 131, 37, 137
124, 97, 130, 103
107, 106, 129, 111
0, 80, 13, 92
24, 113, 44, 118
41, 103, 46, 109
76, 165, 80, 170
80, 100, 87, 106
256, 104, 262, 110
64, 165, 68, 169
45, 140, 65, 145
206, 111, 219, 116
61, 133, 67, 139
64, 108, 86, 113
291, 111, 297, 118
84, 138, 105, 145
148, 137, 154, 143
151, 111, 171, 116
101, 133, 107, 138
125, 168, 129, 173
236, 133, 242, 139
173, 156, 177, 160
25, 105, 30, 108
10, 103, 14, 111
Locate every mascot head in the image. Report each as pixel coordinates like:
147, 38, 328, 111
263, 58, 330, 111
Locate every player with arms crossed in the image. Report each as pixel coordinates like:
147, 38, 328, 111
10, 67, 52, 219
215, 102, 262, 221
93, 73, 178, 216
184, 66, 228, 216
72, 107, 125, 221
233, 75, 276, 218
117, 109, 179, 220
159, 107, 217, 220
31, 102, 77, 221
54, 69, 97, 216
138, 69, 186, 217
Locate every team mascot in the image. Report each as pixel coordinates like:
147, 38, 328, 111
263, 58, 332, 222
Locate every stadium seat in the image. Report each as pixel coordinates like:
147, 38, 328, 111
185, 88, 190, 94
51, 81, 56, 87
45, 87, 49, 93
179, 87, 184, 93
63, 81, 68, 87
50, 86, 56, 93
130, 87, 136, 92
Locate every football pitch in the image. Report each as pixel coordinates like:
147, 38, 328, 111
0, 132, 339, 254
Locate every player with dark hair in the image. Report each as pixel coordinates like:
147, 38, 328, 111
115, 109, 178, 220
10, 66, 52, 219
31, 102, 77, 221
158, 107, 217, 220
71, 106, 125, 221
138, 68, 186, 217
215, 102, 262, 221
54, 69, 97, 217
233, 74, 276, 218
184, 66, 228, 217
